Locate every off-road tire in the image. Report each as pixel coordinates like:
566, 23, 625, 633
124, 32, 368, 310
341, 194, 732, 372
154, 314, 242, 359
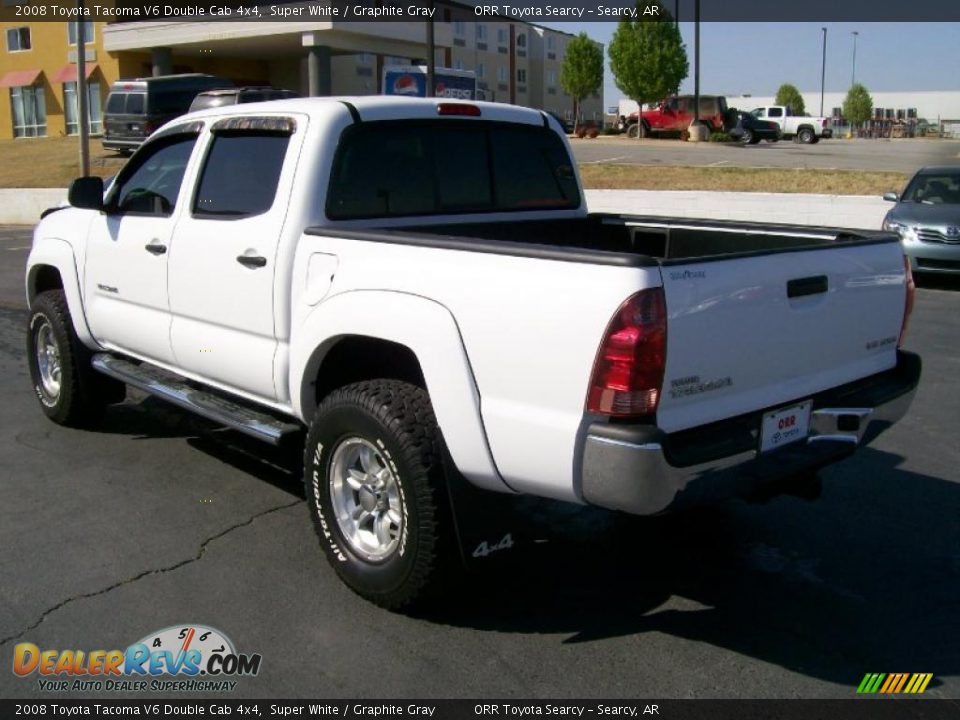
304, 380, 454, 610
27, 290, 124, 426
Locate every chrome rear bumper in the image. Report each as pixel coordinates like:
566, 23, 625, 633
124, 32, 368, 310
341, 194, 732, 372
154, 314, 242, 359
579, 351, 921, 515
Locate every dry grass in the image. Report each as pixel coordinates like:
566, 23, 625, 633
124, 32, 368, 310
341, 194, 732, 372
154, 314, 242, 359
0, 137, 126, 188
0, 137, 907, 196
579, 163, 908, 196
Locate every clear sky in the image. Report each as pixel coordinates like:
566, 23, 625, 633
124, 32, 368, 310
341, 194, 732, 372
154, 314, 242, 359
540, 22, 959, 111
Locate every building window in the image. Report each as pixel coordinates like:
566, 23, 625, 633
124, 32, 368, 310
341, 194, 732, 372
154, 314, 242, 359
547, 69, 557, 86
476, 63, 486, 79
357, 52, 373, 65
454, 21, 464, 36
497, 66, 508, 83
6, 27, 31, 52
67, 21, 95, 46
385, 56, 406, 66
546, 36, 555, 51
64, 81, 102, 135
516, 33, 526, 48
476, 25, 486, 41
10, 85, 46, 137
516, 68, 526, 84
454, 59, 464, 71
497, 28, 507, 45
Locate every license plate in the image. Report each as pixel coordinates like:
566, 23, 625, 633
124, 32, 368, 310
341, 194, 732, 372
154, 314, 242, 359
759, 401, 812, 453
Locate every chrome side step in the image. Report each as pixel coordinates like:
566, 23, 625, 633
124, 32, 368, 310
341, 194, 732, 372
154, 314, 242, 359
91, 354, 301, 445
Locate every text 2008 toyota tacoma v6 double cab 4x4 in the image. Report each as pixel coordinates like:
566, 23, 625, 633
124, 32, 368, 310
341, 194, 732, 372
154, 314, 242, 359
26, 97, 920, 609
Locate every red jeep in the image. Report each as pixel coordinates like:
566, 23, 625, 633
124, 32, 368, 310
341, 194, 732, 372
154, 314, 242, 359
625, 95, 729, 138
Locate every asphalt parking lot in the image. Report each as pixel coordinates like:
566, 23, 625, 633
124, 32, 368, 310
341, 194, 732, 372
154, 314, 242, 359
1, 224, 958, 700
570, 136, 960, 173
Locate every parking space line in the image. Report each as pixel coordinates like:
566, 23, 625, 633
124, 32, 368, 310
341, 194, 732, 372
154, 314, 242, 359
580, 156, 628, 164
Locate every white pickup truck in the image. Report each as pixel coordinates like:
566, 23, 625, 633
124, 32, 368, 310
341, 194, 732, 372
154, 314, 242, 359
750, 105, 832, 143
26, 97, 919, 609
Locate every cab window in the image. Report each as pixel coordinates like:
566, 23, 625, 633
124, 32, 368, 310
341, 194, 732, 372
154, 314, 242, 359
109, 134, 197, 216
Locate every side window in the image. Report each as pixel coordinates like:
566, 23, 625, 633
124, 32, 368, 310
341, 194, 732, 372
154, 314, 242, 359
111, 135, 197, 216
769, 107, 783, 118
193, 133, 290, 218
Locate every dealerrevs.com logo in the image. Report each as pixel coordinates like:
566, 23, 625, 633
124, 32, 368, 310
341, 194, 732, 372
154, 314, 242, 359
13, 625, 262, 693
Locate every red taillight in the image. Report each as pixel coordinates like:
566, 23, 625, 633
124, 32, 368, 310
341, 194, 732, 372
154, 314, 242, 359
437, 103, 481, 117
898, 255, 915, 348
586, 288, 667, 417
823, 118, 830, 127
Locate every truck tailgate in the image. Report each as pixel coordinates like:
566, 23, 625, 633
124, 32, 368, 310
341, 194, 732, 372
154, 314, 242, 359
656, 239, 908, 433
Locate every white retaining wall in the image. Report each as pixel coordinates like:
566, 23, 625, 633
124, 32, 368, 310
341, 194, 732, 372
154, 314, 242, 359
1, 188, 887, 231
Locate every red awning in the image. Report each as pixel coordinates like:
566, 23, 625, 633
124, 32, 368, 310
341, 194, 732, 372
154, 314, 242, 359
0, 69, 41, 88
50, 63, 98, 85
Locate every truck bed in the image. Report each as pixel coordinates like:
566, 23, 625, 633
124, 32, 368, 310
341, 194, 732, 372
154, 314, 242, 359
338, 214, 898, 264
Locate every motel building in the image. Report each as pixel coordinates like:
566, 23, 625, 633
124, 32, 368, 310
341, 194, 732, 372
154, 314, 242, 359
0, 5, 603, 141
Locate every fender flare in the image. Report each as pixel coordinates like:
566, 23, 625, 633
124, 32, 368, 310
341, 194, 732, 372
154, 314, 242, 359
26, 237, 99, 349
289, 290, 510, 494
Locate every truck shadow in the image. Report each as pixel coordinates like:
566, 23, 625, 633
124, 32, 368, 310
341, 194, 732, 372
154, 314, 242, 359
417, 446, 958, 690
90, 394, 957, 690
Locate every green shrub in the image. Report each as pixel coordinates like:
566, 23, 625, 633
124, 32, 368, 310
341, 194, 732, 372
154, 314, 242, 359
709, 131, 734, 143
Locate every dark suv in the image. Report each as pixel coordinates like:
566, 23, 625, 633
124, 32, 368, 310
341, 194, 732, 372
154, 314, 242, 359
188, 86, 299, 112
102, 74, 232, 154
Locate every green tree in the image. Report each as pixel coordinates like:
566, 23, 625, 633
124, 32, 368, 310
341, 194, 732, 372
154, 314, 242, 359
843, 83, 874, 125
608, 7, 688, 138
560, 32, 604, 126
774, 83, 806, 116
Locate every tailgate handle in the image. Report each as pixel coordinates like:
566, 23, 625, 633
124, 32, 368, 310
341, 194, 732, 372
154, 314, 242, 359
787, 275, 828, 298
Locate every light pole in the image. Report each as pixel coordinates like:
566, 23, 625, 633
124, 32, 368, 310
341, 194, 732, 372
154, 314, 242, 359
851, 30, 859, 86
76, 8, 89, 177
820, 27, 827, 117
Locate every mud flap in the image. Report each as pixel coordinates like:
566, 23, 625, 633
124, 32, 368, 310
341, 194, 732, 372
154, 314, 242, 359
441, 451, 543, 571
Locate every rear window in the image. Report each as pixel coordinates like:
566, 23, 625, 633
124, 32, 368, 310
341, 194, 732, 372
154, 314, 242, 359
191, 94, 236, 111
105, 92, 145, 114
326, 121, 579, 220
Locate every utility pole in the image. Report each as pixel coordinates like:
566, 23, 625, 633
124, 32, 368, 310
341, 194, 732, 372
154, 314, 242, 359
76, 7, 90, 176
851, 30, 859, 86
820, 27, 827, 117
693, 0, 700, 125
426, 0, 435, 97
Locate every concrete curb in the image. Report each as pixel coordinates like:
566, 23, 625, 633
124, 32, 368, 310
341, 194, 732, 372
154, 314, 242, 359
2, 188, 887, 231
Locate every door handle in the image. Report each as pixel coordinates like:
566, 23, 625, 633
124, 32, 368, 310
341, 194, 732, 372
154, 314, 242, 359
236, 254, 267, 269
787, 275, 828, 298
145, 241, 167, 255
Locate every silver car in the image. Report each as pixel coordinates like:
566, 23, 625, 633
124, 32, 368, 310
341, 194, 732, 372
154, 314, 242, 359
882, 166, 960, 274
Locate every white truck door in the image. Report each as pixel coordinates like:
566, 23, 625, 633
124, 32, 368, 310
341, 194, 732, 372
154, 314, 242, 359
83, 129, 202, 364
167, 116, 302, 400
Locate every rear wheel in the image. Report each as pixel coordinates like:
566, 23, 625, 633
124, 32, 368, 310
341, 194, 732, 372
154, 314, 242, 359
27, 290, 124, 426
798, 127, 815, 144
304, 380, 454, 610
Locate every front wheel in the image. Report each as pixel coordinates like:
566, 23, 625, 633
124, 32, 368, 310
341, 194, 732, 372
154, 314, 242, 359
740, 129, 754, 144
304, 380, 454, 610
27, 290, 124, 426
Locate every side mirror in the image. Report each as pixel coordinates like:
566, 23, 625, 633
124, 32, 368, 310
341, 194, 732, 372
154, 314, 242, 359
68, 176, 104, 211
882, 192, 899, 202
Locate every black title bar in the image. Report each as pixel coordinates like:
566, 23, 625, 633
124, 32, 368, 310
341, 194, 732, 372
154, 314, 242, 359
2, 0, 960, 22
